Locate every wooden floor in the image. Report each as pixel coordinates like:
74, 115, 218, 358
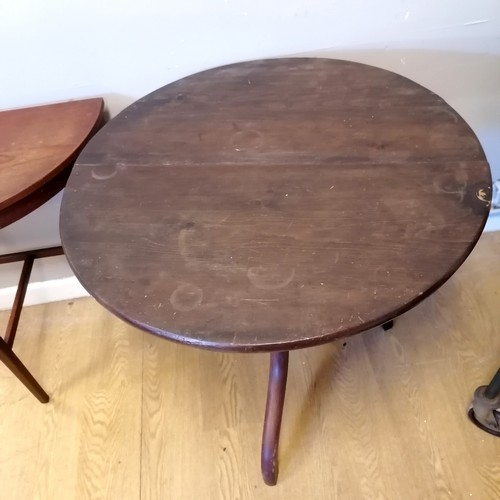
1, 232, 500, 500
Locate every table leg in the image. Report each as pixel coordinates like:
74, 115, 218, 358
261, 351, 289, 486
0, 337, 49, 403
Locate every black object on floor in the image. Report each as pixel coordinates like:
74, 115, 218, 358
382, 320, 394, 331
468, 368, 500, 437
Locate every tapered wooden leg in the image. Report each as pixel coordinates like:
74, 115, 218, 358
0, 337, 49, 403
261, 351, 289, 486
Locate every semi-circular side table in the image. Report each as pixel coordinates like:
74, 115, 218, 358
60, 59, 491, 484
0, 98, 104, 402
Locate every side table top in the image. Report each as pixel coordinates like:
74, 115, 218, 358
0, 98, 104, 226
60, 59, 491, 352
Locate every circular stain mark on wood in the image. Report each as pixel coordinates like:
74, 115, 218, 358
170, 283, 203, 311
230, 130, 263, 150
247, 266, 295, 290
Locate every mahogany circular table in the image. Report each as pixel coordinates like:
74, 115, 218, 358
60, 59, 491, 485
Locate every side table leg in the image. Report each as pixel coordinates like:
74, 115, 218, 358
261, 351, 289, 486
0, 337, 49, 403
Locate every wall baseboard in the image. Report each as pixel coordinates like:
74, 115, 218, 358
0, 276, 89, 311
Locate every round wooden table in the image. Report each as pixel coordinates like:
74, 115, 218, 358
60, 59, 491, 485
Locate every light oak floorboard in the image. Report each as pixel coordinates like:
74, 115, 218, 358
0, 300, 143, 500
1, 232, 500, 499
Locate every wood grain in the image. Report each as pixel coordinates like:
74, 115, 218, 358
0, 300, 142, 500
0, 98, 104, 228
1, 231, 499, 499
60, 58, 491, 352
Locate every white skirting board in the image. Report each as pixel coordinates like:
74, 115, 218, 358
0, 210, 498, 311
0, 276, 89, 311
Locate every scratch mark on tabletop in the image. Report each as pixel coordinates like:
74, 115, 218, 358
217, 214, 231, 224
240, 298, 279, 305
142, 237, 166, 247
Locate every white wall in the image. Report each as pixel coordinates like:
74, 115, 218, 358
1, 0, 500, 290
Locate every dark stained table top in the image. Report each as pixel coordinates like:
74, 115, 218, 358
0, 99, 104, 228
60, 58, 491, 352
